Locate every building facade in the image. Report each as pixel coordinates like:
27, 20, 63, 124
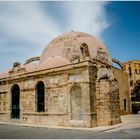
122, 60, 140, 91
0, 32, 131, 127
122, 60, 140, 113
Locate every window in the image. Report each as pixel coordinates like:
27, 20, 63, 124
124, 98, 127, 111
128, 66, 132, 76
80, 43, 90, 59
36, 81, 45, 112
135, 69, 137, 74
123, 66, 126, 70
130, 80, 133, 87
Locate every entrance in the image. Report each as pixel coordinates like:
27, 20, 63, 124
11, 84, 20, 119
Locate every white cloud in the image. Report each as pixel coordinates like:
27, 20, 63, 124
0, 1, 109, 46
63, 1, 110, 38
0, 1, 110, 71
0, 1, 62, 71
0, 2, 61, 46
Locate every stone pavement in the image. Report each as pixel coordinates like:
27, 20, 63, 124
0, 114, 140, 139
0, 114, 139, 132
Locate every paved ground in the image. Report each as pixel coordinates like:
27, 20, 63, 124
0, 114, 140, 139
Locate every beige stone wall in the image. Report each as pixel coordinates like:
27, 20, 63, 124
112, 68, 131, 115
88, 64, 97, 127
67, 63, 97, 127
0, 81, 11, 122
0, 61, 97, 127
0, 60, 122, 127
109, 80, 121, 124
96, 79, 121, 126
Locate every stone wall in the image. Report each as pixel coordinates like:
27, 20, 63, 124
0, 61, 98, 127
0, 81, 10, 122
95, 64, 121, 126
96, 79, 121, 126
113, 68, 131, 115
0, 60, 122, 127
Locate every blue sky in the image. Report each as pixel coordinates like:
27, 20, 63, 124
0, 1, 140, 72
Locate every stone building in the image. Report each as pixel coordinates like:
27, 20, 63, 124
122, 60, 140, 91
0, 32, 131, 127
122, 60, 140, 113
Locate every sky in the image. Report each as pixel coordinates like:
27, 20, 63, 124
0, 1, 140, 72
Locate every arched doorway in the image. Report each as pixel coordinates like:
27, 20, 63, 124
36, 81, 45, 112
11, 84, 20, 119
70, 85, 83, 120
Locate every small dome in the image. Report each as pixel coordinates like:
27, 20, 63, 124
40, 31, 112, 65
23, 63, 38, 72
0, 70, 9, 78
39, 56, 71, 70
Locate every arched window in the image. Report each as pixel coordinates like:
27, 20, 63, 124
11, 84, 20, 119
70, 85, 83, 120
80, 43, 90, 59
36, 81, 45, 112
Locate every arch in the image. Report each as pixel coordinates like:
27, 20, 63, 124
36, 81, 45, 112
11, 84, 20, 119
24, 56, 40, 65
80, 43, 90, 59
70, 84, 83, 120
112, 58, 124, 70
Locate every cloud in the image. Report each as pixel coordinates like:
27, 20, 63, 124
0, 1, 62, 71
0, 2, 61, 45
0, 1, 109, 44
63, 1, 110, 38
0, 1, 110, 71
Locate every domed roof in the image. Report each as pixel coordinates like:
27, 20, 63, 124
39, 56, 71, 70
40, 31, 112, 65
23, 63, 38, 72
0, 64, 38, 78
0, 70, 9, 78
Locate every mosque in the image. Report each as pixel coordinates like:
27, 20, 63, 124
0, 31, 131, 127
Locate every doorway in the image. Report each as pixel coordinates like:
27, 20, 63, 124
11, 84, 20, 119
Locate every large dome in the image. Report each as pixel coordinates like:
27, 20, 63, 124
40, 31, 112, 65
